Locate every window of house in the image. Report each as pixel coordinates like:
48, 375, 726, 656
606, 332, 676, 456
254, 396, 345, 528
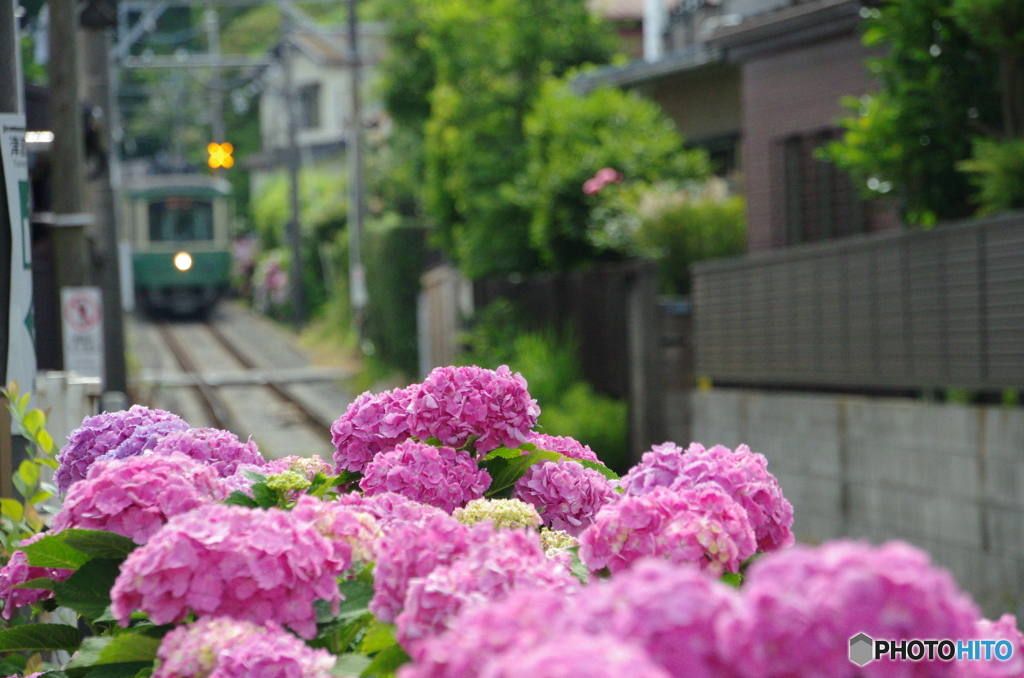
298, 83, 320, 129
780, 130, 865, 245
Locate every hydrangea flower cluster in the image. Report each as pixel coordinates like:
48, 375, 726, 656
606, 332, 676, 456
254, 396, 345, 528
154, 617, 335, 678
579, 485, 755, 575
407, 366, 539, 453
620, 442, 794, 552
291, 495, 382, 569
336, 491, 446, 530
526, 433, 600, 464
52, 453, 229, 544
360, 441, 491, 513
453, 498, 542, 530
151, 428, 264, 478
110, 503, 344, 638
331, 387, 416, 473
513, 460, 616, 536
0, 533, 73, 619
720, 540, 980, 678
480, 634, 672, 678
54, 405, 190, 493
965, 615, 1024, 678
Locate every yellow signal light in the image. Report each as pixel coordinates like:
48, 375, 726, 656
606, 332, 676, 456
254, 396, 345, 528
207, 142, 234, 169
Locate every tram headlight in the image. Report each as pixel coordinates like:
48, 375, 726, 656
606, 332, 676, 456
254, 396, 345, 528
173, 252, 193, 271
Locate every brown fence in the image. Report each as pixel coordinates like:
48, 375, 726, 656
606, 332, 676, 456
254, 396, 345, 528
692, 210, 1024, 390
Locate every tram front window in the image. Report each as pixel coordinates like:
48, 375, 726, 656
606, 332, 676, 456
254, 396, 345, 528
149, 197, 214, 242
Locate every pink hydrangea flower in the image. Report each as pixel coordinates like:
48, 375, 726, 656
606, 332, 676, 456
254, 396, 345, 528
225, 455, 333, 497
336, 491, 446, 531
291, 495, 382, 569
110, 504, 344, 638
620, 442, 794, 553
151, 428, 265, 478
55, 405, 190, 493
527, 433, 600, 464
52, 453, 229, 545
0, 533, 73, 619
961, 615, 1024, 678
331, 387, 416, 473
155, 617, 335, 678
720, 540, 980, 678
359, 441, 491, 513
513, 460, 616, 536
478, 634, 671, 678
396, 529, 579, 650
575, 559, 741, 678
370, 513, 484, 622
579, 485, 755, 575
407, 366, 539, 453
400, 588, 577, 678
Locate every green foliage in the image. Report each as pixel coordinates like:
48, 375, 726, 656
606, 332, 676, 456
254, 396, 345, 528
821, 0, 1002, 224
539, 382, 629, 474
634, 184, 746, 294
0, 625, 81, 653
365, 223, 427, 376
958, 138, 1024, 215
519, 78, 708, 268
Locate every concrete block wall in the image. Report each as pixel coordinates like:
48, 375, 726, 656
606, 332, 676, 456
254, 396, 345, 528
691, 388, 1024, 617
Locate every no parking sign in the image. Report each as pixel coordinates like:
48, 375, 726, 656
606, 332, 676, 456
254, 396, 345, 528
61, 287, 104, 380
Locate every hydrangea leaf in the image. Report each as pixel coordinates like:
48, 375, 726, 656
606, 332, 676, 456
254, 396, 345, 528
481, 450, 562, 497
54, 559, 122, 621
567, 546, 590, 585
359, 622, 397, 655
60, 530, 137, 560
18, 533, 90, 569
0, 624, 81, 652
79, 663, 153, 678
336, 580, 374, 621
10, 576, 56, 590
223, 490, 260, 508
332, 654, 372, 677
66, 634, 160, 673
360, 643, 410, 678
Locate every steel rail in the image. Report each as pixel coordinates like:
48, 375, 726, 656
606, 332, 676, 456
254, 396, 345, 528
155, 321, 237, 432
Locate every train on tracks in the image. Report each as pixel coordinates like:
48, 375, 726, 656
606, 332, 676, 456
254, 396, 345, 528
123, 174, 233, 316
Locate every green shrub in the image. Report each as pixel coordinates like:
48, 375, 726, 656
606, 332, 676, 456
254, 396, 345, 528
538, 382, 629, 474
958, 138, 1024, 215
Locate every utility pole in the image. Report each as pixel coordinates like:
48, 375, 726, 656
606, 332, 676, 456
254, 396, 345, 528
282, 21, 305, 329
346, 0, 366, 340
204, 5, 225, 146
82, 23, 128, 403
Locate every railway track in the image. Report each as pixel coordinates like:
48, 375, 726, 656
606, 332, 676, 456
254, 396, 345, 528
152, 319, 337, 449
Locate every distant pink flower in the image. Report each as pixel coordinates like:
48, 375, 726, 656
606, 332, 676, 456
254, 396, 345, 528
55, 405, 189, 493
52, 453, 229, 544
620, 442, 794, 552
720, 540, 980, 678
396, 529, 578, 650
527, 433, 601, 464
0, 534, 73, 619
513, 460, 616, 536
479, 634, 670, 678
579, 485, 755, 575
962, 615, 1024, 678
151, 428, 265, 478
110, 504, 344, 638
582, 167, 623, 195
360, 441, 491, 513
155, 617, 334, 678
331, 387, 416, 473
407, 366, 539, 453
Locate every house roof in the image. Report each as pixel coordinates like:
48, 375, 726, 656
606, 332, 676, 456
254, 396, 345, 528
708, 0, 862, 58
587, 0, 676, 21
572, 44, 723, 93
283, 22, 386, 68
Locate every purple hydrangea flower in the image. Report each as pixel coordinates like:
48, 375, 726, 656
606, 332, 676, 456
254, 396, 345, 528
513, 460, 616, 536
154, 617, 335, 678
407, 366, 539, 453
55, 405, 189, 493
477, 634, 672, 678
620, 442, 794, 553
720, 540, 980, 678
579, 485, 755, 576
52, 453, 229, 545
110, 504, 345, 638
575, 559, 741, 678
396, 528, 579, 650
527, 433, 601, 464
359, 441, 491, 513
151, 428, 265, 478
0, 533, 73, 619
331, 387, 416, 474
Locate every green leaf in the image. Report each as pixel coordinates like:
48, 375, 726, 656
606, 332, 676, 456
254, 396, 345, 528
10, 577, 56, 590
332, 654, 372, 677
720, 571, 742, 589
336, 580, 374, 621
1, 498, 24, 523
359, 622, 397, 655
242, 470, 268, 483
360, 644, 410, 678
22, 409, 44, 435
13, 473, 29, 499
82, 664, 152, 678
54, 559, 123, 620
575, 458, 619, 481
223, 490, 259, 508
37, 455, 58, 469
0, 624, 81, 652
30, 490, 53, 504
567, 546, 589, 585
18, 460, 40, 489
251, 482, 277, 509
18, 533, 89, 569
61, 529, 137, 559
36, 429, 54, 454
481, 450, 561, 497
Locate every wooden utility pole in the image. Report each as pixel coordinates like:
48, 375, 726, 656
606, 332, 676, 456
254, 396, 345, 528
346, 0, 366, 340
282, 22, 305, 329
